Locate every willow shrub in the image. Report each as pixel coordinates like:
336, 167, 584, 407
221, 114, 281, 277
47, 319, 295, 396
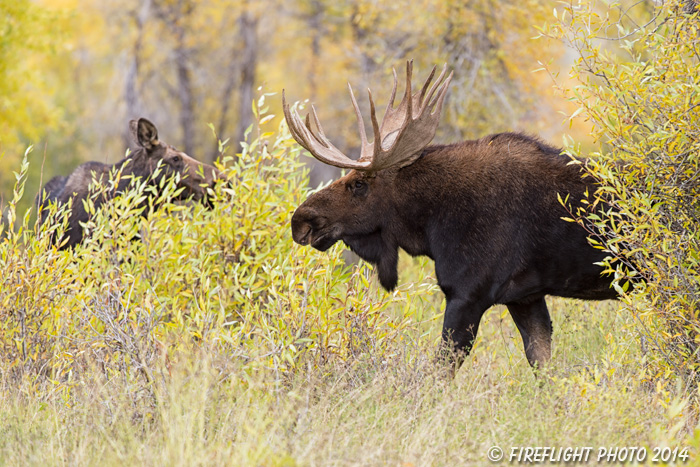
542, 1, 700, 388
0, 95, 440, 400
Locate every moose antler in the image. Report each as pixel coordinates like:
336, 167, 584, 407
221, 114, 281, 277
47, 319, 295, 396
283, 60, 453, 172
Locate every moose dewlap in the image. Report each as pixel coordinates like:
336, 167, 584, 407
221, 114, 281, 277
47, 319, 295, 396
284, 60, 617, 373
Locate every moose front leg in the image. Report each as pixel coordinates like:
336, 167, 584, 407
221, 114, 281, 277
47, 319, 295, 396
506, 297, 553, 369
439, 296, 488, 376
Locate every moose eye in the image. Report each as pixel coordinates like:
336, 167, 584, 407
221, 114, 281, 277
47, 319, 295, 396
350, 179, 368, 196
172, 155, 181, 164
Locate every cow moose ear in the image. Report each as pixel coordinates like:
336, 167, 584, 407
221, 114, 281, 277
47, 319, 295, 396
130, 118, 159, 151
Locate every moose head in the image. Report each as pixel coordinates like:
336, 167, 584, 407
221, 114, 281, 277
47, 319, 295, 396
128, 118, 220, 203
37, 118, 224, 248
285, 61, 453, 290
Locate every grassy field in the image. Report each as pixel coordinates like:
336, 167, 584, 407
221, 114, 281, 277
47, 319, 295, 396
1, 283, 695, 466
1, 132, 697, 466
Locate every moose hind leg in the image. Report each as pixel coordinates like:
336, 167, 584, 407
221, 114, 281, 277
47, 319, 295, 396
506, 297, 552, 369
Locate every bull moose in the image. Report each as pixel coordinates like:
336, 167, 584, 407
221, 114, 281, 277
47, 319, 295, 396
37, 118, 222, 249
283, 61, 618, 372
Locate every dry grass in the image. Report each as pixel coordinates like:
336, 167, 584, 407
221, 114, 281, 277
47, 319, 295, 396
0, 296, 695, 466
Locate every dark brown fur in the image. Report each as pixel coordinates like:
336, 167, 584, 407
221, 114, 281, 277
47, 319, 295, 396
37, 118, 222, 249
291, 132, 617, 371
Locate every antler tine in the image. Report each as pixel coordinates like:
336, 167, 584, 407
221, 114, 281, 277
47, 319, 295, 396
417, 65, 437, 111
403, 59, 414, 121
284, 97, 315, 152
385, 67, 399, 113
288, 114, 308, 150
348, 83, 369, 149
368, 61, 453, 172
282, 89, 371, 169
295, 112, 318, 150
294, 110, 319, 150
303, 113, 324, 147
282, 91, 313, 151
377, 62, 411, 140
281, 90, 297, 138
284, 90, 317, 147
297, 105, 329, 150
423, 64, 449, 112
308, 105, 334, 149
428, 70, 453, 116
367, 88, 383, 155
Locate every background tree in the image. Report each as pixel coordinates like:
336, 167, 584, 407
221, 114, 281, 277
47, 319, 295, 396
1, 0, 566, 215
0, 0, 75, 213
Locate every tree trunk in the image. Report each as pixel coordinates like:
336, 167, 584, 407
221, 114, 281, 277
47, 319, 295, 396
123, 1, 150, 149
152, 0, 196, 155
211, 28, 240, 162
232, 9, 258, 152
308, 0, 322, 101
174, 24, 195, 155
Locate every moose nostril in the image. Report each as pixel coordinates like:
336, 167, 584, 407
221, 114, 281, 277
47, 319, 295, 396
294, 224, 312, 245
291, 214, 313, 244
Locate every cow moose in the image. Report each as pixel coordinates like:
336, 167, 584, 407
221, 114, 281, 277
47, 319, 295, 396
283, 61, 618, 372
37, 118, 222, 249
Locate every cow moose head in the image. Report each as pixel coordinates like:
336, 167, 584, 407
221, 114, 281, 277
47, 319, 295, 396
128, 118, 219, 203
37, 118, 224, 248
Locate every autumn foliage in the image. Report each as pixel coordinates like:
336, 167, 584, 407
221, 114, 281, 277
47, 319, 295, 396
542, 0, 700, 387
0, 99, 440, 398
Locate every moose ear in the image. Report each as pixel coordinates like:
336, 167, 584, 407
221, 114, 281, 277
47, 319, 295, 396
131, 118, 159, 151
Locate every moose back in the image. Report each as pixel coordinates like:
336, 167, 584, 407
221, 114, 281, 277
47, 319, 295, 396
284, 61, 617, 372
37, 118, 221, 249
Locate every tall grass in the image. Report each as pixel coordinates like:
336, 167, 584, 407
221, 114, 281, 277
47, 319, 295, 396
0, 297, 694, 465
0, 100, 697, 465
